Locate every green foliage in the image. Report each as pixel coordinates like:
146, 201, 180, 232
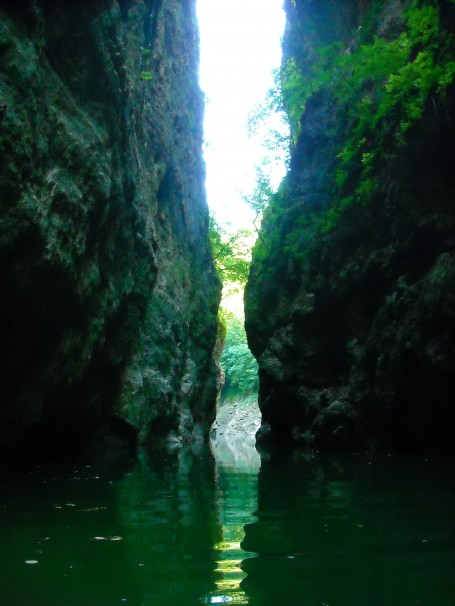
254, 0, 455, 265
313, 3, 452, 227
246, 0, 455, 294
140, 45, 153, 81
243, 165, 274, 219
140, 70, 153, 81
247, 73, 290, 164
220, 314, 258, 399
280, 57, 309, 143
208, 215, 251, 289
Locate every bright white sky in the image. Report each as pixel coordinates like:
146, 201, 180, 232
197, 0, 287, 232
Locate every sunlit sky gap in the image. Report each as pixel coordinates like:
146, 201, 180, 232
197, 0, 287, 231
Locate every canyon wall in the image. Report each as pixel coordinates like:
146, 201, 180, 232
245, 0, 455, 452
0, 0, 220, 452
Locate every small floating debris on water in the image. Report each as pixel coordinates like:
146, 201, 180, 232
287, 555, 295, 559
24, 560, 39, 565
53, 505, 63, 509
421, 539, 428, 543
82, 506, 107, 512
93, 536, 108, 541
65, 503, 75, 507
92, 536, 123, 542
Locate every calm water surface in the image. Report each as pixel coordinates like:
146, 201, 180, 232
0, 442, 453, 605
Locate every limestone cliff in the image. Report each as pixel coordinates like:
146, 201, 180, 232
245, 0, 455, 452
0, 0, 221, 452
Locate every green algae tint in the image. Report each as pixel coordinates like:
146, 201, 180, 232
0, 445, 453, 606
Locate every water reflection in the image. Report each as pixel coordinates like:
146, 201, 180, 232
242, 451, 455, 606
0, 447, 453, 605
0, 443, 260, 606
205, 437, 260, 604
115, 445, 219, 605
0, 453, 139, 606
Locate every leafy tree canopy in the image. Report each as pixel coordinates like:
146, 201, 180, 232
208, 218, 259, 402
209, 215, 252, 291
219, 312, 258, 401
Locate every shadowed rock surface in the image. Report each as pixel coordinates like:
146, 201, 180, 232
0, 0, 220, 453
245, 0, 455, 452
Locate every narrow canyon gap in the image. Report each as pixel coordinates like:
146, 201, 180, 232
0, 3, 454, 605
1, 0, 454, 457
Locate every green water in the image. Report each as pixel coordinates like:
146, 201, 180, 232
0, 442, 453, 606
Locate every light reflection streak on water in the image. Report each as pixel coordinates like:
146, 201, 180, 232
204, 438, 260, 605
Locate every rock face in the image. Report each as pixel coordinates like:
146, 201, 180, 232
211, 398, 261, 449
245, 0, 455, 452
0, 0, 220, 452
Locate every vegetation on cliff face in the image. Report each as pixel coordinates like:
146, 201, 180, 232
282, 1, 454, 235
251, 0, 455, 264
245, 0, 455, 452
0, 0, 220, 452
